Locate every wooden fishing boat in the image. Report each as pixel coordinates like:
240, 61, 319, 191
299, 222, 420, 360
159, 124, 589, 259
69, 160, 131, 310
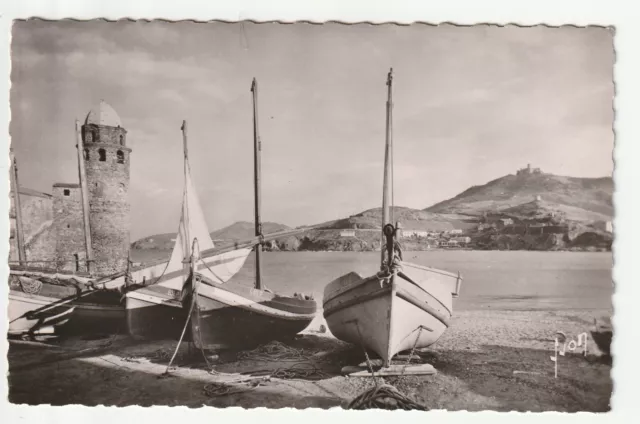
322, 69, 463, 368
126, 110, 317, 347
8, 269, 126, 337
8, 144, 128, 338
188, 79, 317, 350
125, 120, 253, 340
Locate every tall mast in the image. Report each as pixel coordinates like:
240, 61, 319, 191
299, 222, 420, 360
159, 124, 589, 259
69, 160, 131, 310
380, 68, 394, 266
9, 149, 26, 265
251, 78, 263, 291
181, 120, 191, 259
76, 120, 94, 274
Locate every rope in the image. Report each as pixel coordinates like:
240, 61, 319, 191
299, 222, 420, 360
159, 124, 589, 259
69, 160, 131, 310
400, 326, 424, 378
123, 348, 181, 363
346, 320, 430, 411
347, 384, 429, 411
235, 340, 333, 381
160, 238, 201, 377
270, 363, 331, 380
203, 378, 266, 398
237, 340, 316, 362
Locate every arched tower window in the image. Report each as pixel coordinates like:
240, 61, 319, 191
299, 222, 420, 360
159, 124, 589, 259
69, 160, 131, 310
119, 135, 124, 145
85, 131, 93, 143
99, 148, 106, 162
117, 150, 124, 164
93, 130, 98, 142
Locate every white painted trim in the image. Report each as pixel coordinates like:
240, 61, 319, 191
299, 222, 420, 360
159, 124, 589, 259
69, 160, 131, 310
125, 290, 180, 308
9, 292, 122, 311
195, 283, 317, 321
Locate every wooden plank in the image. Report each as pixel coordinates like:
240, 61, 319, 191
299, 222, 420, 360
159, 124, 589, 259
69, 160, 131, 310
342, 363, 437, 377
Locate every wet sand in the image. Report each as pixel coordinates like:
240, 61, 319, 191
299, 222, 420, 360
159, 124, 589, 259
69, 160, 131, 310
7, 308, 612, 411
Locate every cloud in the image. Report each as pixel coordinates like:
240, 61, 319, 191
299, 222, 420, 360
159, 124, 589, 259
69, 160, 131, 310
10, 22, 614, 237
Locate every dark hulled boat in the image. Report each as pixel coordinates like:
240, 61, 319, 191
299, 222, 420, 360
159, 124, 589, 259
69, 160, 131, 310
126, 104, 317, 348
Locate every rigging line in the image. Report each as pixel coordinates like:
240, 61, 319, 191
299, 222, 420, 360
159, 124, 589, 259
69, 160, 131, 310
162, 237, 201, 375
197, 254, 227, 285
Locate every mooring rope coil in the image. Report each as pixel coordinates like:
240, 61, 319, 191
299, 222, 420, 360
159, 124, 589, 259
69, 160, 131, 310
347, 384, 429, 411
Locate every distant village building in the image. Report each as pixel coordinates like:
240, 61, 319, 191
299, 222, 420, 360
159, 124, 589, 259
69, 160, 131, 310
497, 218, 514, 229
449, 229, 463, 235
516, 163, 542, 176
451, 236, 471, 244
440, 240, 459, 248
535, 195, 542, 201
594, 220, 613, 234
400, 229, 429, 238
340, 230, 356, 238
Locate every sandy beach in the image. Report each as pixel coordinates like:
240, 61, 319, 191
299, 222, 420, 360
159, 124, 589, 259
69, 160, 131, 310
7, 307, 612, 411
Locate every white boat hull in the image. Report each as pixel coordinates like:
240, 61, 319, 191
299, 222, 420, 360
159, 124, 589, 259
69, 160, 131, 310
323, 261, 461, 366
8, 292, 75, 335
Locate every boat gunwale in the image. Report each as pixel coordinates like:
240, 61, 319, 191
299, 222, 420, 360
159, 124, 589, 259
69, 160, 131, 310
9, 290, 124, 311
194, 275, 317, 320
322, 278, 451, 327
323, 284, 391, 318
401, 261, 461, 281
323, 265, 456, 311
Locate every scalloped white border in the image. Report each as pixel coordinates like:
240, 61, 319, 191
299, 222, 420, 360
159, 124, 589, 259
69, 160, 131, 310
2, 1, 638, 423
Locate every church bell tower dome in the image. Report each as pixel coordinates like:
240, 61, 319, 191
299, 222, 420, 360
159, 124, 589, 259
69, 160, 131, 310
85, 100, 123, 128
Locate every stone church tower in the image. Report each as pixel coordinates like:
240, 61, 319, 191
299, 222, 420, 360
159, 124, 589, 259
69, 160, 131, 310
81, 101, 132, 276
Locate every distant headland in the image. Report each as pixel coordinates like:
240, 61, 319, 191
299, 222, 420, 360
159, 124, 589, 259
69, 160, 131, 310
132, 166, 613, 258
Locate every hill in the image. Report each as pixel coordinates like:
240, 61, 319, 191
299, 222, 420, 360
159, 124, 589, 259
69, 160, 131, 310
314, 206, 477, 231
131, 171, 614, 254
211, 221, 290, 241
131, 221, 290, 251
425, 172, 613, 221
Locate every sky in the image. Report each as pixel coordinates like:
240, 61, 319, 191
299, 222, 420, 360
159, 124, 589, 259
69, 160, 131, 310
10, 21, 614, 241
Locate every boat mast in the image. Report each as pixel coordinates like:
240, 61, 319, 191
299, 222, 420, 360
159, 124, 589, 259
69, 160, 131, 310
380, 68, 394, 266
76, 120, 94, 275
251, 78, 263, 290
181, 120, 192, 260
9, 149, 26, 265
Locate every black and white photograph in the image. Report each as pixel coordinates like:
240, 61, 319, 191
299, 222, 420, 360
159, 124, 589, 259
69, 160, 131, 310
6, 19, 615, 411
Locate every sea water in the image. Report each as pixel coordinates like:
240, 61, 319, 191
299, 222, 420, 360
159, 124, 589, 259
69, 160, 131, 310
226, 251, 614, 312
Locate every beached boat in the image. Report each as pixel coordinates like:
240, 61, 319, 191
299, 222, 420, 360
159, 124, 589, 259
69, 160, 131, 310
125, 120, 253, 340
8, 144, 129, 338
187, 79, 317, 349
8, 268, 127, 336
127, 107, 317, 348
322, 69, 463, 367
